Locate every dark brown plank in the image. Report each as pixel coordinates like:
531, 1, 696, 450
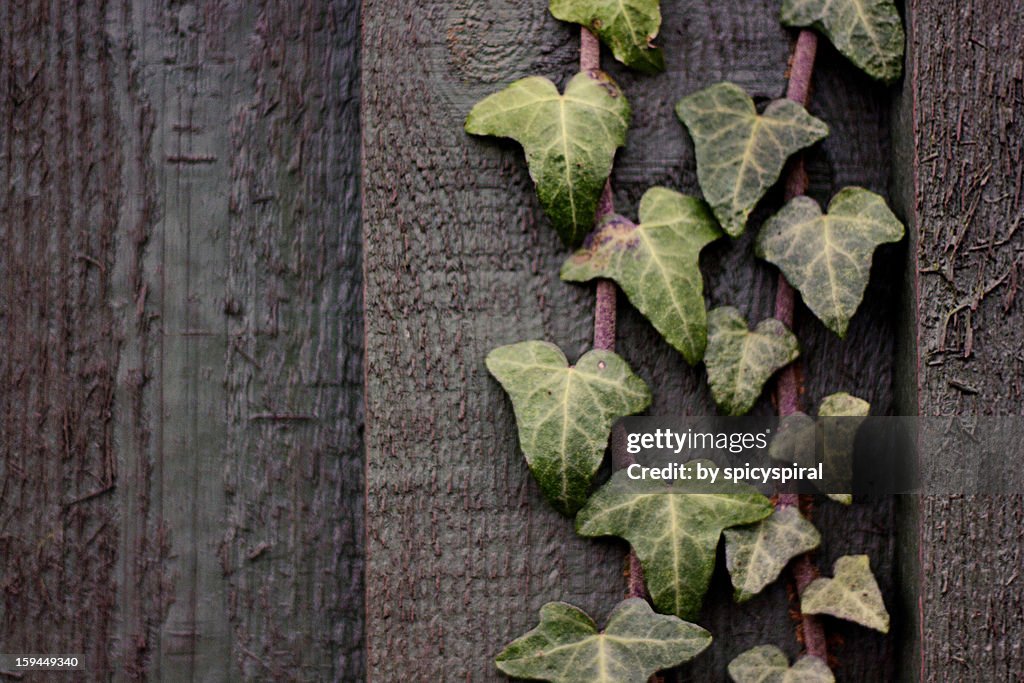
362, 1, 900, 679
894, 1, 1024, 680
1, 1, 122, 675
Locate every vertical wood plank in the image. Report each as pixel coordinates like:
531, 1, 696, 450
3, 1, 363, 680
895, 0, 1024, 680
362, 0, 900, 679
1, 0, 122, 674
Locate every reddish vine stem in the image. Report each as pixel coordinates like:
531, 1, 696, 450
581, 27, 647, 603
582, 29, 619, 354
774, 28, 818, 417
774, 29, 828, 664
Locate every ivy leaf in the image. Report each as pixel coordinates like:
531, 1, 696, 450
724, 506, 822, 603
819, 392, 869, 418
728, 645, 834, 683
769, 392, 870, 504
819, 391, 868, 501
561, 187, 723, 364
704, 307, 800, 416
768, 412, 816, 466
549, 0, 664, 73
756, 187, 904, 337
801, 554, 890, 633
466, 71, 631, 247
771, 415, 852, 504
486, 341, 651, 515
781, 0, 904, 84
495, 598, 711, 683
576, 466, 773, 619
675, 82, 828, 237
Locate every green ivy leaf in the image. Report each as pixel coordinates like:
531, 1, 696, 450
466, 71, 631, 247
705, 307, 800, 416
728, 645, 834, 683
561, 187, 723, 364
769, 392, 870, 504
724, 506, 822, 602
486, 341, 651, 515
576, 466, 773, 619
819, 392, 870, 418
781, 0, 905, 84
756, 187, 904, 337
801, 554, 890, 633
549, 0, 664, 73
495, 598, 711, 683
675, 82, 828, 237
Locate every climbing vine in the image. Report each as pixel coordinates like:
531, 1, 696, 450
467, 0, 905, 679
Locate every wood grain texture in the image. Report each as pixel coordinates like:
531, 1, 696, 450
1, 1, 363, 680
895, 1, 1024, 680
362, 1, 900, 679
1, 1, 122, 675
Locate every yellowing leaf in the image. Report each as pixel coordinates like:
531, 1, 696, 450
576, 466, 773, 619
466, 71, 630, 246
705, 307, 800, 416
724, 506, 821, 602
781, 0, 905, 84
561, 187, 723, 364
675, 82, 828, 236
495, 598, 711, 683
801, 554, 890, 633
486, 341, 651, 515
728, 645, 834, 683
550, 0, 664, 73
756, 187, 904, 337
818, 392, 869, 418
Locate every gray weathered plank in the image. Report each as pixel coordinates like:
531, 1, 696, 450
1, 1, 363, 680
362, 0, 899, 679
894, 1, 1024, 680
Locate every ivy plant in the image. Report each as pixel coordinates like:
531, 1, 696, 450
675, 82, 828, 237
801, 554, 891, 633
724, 505, 822, 603
549, 0, 665, 73
467, 0, 905, 679
704, 307, 800, 416
770, 391, 871, 503
781, 0, 905, 84
561, 187, 723, 364
756, 188, 904, 337
576, 466, 773, 619
495, 598, 711, 683
466, 71, 630, 246
728, 645, 834, 682
486, 341, 651, 515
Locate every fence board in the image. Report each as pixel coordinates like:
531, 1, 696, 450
894, 1, 1024, 680
362, 0, 900, 679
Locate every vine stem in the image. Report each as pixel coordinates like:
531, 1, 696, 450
581, 29, 619, 355
581, 27, 648, 603
774, 29, 829, 664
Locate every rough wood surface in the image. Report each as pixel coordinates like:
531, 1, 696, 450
895, 1, 1024, 680
1, 1, 363, 680
362, 1, 900, 679
1, 2, 122, 675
